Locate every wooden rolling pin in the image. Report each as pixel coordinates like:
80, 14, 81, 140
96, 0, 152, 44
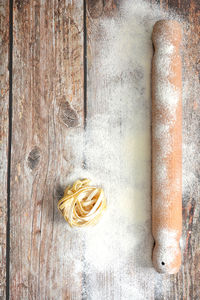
152, 20, 182, 274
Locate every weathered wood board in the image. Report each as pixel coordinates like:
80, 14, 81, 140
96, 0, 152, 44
0, 0, 199, 299
10, 1, 84, 299
0, 1, 9, 298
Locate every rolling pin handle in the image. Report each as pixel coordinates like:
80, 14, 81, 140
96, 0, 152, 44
153, 241, 181, 274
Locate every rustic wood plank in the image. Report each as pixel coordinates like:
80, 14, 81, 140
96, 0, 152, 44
8, 0, 200, 298
10, 1, 84, 299
0, 0, 9, 298
86, 1, 134, 299
86, 0, 200, 299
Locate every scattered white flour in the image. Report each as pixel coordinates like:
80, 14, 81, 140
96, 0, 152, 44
155, 81, 180, 115
153, 229, 181, 274
56, 0, 200, 299
153, 25, 182, 206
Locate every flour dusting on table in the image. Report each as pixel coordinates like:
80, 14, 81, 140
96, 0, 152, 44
56, 0, 199, 299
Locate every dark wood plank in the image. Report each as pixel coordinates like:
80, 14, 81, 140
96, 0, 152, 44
10, 1, 84, 299
165, 1, 200, 299
0, 1, 9, 298
150, 1, 200, 299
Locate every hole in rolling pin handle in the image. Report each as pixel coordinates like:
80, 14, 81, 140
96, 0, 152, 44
161, 261, 165, 266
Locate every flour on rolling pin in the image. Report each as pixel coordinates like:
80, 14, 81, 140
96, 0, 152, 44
152, 20, 182, 274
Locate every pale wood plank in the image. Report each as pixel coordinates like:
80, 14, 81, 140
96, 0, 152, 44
0, 1, 9, 298
86, 1, 124, 299
10, 1, 84, 299
87, 0, 200, 299
86, 1, 154, 299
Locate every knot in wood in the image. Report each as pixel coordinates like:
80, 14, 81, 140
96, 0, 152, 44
88, 0, 104, 19
16, 0, 29, 11
59, 100, 79, 128
27, 147, 41, 170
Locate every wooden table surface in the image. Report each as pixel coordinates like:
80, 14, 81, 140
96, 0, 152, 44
0, 0, 200, 299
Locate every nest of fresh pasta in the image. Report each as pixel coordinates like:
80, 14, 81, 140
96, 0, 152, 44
58, 179, 107, 227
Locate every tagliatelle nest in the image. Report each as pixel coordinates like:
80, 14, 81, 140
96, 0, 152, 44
57, 179, 107, 227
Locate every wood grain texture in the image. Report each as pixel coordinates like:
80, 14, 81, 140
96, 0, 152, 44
167, 1, 200, 299
2, 0, 199, 298
10, 0, 84, 299
0, 1, 9, 298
